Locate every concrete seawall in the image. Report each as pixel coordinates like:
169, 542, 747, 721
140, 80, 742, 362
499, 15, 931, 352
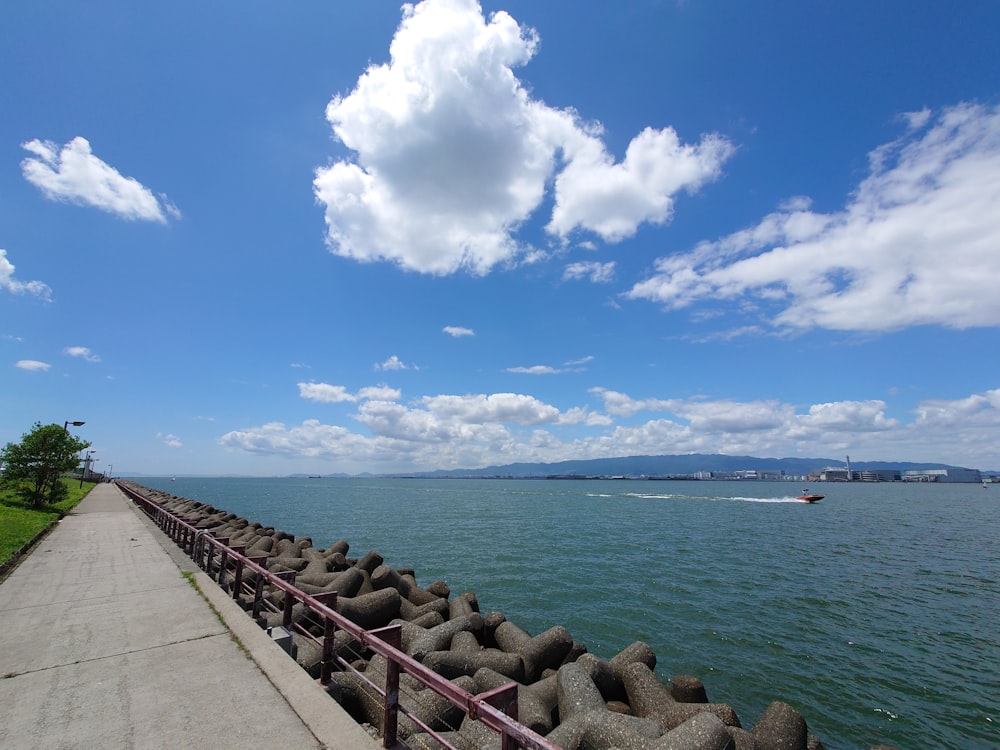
116, 480, 903, 750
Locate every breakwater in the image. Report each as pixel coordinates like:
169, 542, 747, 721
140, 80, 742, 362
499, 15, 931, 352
119, 480, 907, 750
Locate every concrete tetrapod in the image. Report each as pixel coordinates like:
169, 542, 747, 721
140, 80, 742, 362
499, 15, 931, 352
473, 667, 559, 736
371, 563, 440, 605
622, 662, 742, 731
493, 621, 574, 683
423, 647, 525, 682
652, 712, 735, 750
577, 641, 658, 704
395, 613, 485, 661
332, 653, 476, 741
749, 700, 811, 750
546, 662, 663, 750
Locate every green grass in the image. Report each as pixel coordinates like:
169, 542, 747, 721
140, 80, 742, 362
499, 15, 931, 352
0, 479, 95, 567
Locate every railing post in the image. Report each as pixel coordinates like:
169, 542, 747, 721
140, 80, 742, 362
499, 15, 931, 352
275, 571, 297, 628
369, 624, 402, 748
193, 531, 208, 569
479, 683, 520, 750
242, 555, 268, 606
217, 549, 229, 585
210, 537, 229, 579
224, 546, 244, 596
232, 557, 243, 598
219, 545, 243, 592
252, 574, 266, 621
313, 592, 339, 685
204, 538, 216, 575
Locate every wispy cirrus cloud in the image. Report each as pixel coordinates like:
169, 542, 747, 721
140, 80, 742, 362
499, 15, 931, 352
443, 326, 475, 337
314, 0, 732, 275
509, 355, 594, 375
21, 137, 180, 222
628, 102, 1000, 332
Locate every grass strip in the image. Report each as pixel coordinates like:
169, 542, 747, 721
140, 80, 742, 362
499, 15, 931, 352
0, 480, 95, 568
181, 570, 250, 656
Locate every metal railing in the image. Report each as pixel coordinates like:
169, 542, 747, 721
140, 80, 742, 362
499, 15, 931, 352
117, 481, 559, 750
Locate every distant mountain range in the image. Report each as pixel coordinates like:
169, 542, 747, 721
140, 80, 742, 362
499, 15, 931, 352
292, 453, 983, 479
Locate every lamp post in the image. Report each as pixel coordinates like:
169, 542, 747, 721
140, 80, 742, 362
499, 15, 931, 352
64, 420, 85, 432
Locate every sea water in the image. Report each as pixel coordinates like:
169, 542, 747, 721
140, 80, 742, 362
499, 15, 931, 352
133, 476, 999, 749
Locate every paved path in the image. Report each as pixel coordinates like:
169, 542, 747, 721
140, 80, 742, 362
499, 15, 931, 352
0, 482, 379, 749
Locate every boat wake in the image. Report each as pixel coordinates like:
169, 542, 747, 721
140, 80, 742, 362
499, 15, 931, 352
739, 497, 806, 504
619, 492, 806, 504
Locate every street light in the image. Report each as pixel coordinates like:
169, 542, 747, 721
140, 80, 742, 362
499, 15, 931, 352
64, 420, 85, 432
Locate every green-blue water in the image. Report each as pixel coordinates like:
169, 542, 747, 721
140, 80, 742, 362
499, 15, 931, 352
133, 477, 998, 749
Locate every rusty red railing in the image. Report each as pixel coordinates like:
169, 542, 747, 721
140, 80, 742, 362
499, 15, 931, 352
117, 480, 559, 750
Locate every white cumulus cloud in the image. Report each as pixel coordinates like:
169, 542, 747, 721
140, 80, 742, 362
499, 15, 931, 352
21, 137, 179, 222
563, 261, 616, 283
590, 387, 674, 417
507, 365, 560, 375
443, 326, 475, 337
376, 355, 411, 371
158, 433, 183, 448
314, 0, 732, 275
15, 359, 51, 372
358, 385, 403, 401
628, 102, 1000, 332
547, 125, 734, 242
1, 249, 52, 300
219, 384, 1000, 472
299, 382, 356, 403
419, 392, 560, 425
299, 382, 402, 404
64, 346, 101, 363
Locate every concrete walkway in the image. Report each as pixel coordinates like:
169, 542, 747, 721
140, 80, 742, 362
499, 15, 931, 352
0, 482, 380, 750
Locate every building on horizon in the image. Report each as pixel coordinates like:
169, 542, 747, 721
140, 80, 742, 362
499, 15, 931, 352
818, 467, 850, 481
903, 468, 982, 483
851, 468, 902, 482
696, 469, 786, 481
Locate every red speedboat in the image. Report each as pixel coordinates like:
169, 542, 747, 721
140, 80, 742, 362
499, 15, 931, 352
796, 492, 824, 503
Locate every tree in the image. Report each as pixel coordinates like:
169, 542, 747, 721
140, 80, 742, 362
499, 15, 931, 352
0, 422, 90, 508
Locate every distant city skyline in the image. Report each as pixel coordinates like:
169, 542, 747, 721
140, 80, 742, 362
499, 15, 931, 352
3, 1, 1000, 475
114, 453, 992, 481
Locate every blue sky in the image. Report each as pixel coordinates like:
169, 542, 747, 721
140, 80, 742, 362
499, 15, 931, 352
3, 0, 999, 476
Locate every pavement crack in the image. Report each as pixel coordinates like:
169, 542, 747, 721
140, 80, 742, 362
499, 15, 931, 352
1, 631, 230, 678
0, 581, 190, 614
